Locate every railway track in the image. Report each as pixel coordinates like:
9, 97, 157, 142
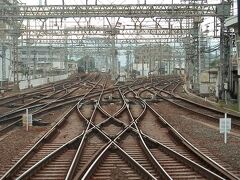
0, 74, 102, 136
126, 87, 238, 179
151, 81, 240, 132
0, 74, 97, 116
0, 75, 239, 179
0, 74, 107, 179
0, 76, 80, 107
134, 76, 240, 132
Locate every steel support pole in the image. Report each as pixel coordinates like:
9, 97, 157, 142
219, 18, 225, 99
1, 44, 6, 86
238, 78, 240, 111
64, 34, 68, 74
12, 35, 19, 90
111, 35, 117, 79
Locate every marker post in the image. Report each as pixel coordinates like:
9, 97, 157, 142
219, 113, 231, 144
26, 108, 28, 131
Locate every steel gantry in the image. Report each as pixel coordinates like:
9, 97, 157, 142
0, 0, 233, 98
9, 27, 191, 36
0, 3, 231, 19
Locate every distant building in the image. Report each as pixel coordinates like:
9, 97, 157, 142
67, 60, 78, 74
200, 68, 218, 84
18, 45, 73, 77
133, 44, 179, 76
173, 67, 185, 75
0, 0, 18, 84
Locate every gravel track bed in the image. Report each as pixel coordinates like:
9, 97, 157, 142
70, 88, 87, 97
176, 85, 240, 117
37, 105, 72, 123
101, 104, 122, 116
152, 101, 240, 173
0, 105, 73, 174
0, 126, 47, 172
0, 107, 11, 115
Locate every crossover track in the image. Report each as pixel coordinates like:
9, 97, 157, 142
0, 74, 239, 179
0, 73, 102, 136
153, 81, 240, 132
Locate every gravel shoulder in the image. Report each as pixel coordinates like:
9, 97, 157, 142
151, 100, 240, 176
0, 106, 73, 174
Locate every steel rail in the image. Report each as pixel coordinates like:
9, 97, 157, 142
0, 78, 86, 119
68, 87, 156, 179
1, 77, 172, 179
65, 77, 108, 179
0, 88, 68, 120
122, 89, 172, 179
78, 114, 156, 179
153, 83, 240, 129
0, 76, 103, 124
0, 104, 78, 180
130, 87, 227, 179
0, 74, 91, 107
140, 131, 225, 180
0, 84, 126, 136
0, 81, 133, 136
0, 81, 95, 135
15, 131, 85, 180
0, 77, 104, 180
0, 77, 78, 106
157, 80, 240, 118
128, 86, 237, 179
135, 85, 239, 180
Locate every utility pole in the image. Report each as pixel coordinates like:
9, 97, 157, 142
142, 52, 144, 76
111, 35, 117, 79
64, 33, 68, 74
33, 49, 37, 79
1, 44, 6, 87
149, 43, 152, 75
126, 50, 130, 78
173, 34, 176, 74
11, 31, 20, 90
218, 1, 231, 102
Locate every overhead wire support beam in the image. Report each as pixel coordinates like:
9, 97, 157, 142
18, 37, 184, 45
10, 28, 190, 36
0, 3, 231, 19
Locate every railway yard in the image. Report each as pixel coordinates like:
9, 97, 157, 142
0, 73, 239, 179
1, 0, 240, 179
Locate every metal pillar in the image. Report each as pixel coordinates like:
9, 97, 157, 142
219, 18, 230, 100
26, 40, 30, 79
1, 44, 6, 85
129, 52, 133, 75
126, 50, 130, 78
192, 20, 200, 91
49, 45, 53, 76
219, 18, 225, 99
64, 34, 68, 74
142, 55, 144, 76
111, 35, 117, 79
12, 35, 19, 89
173, 36, 176, 74
33, 49, 37, 79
